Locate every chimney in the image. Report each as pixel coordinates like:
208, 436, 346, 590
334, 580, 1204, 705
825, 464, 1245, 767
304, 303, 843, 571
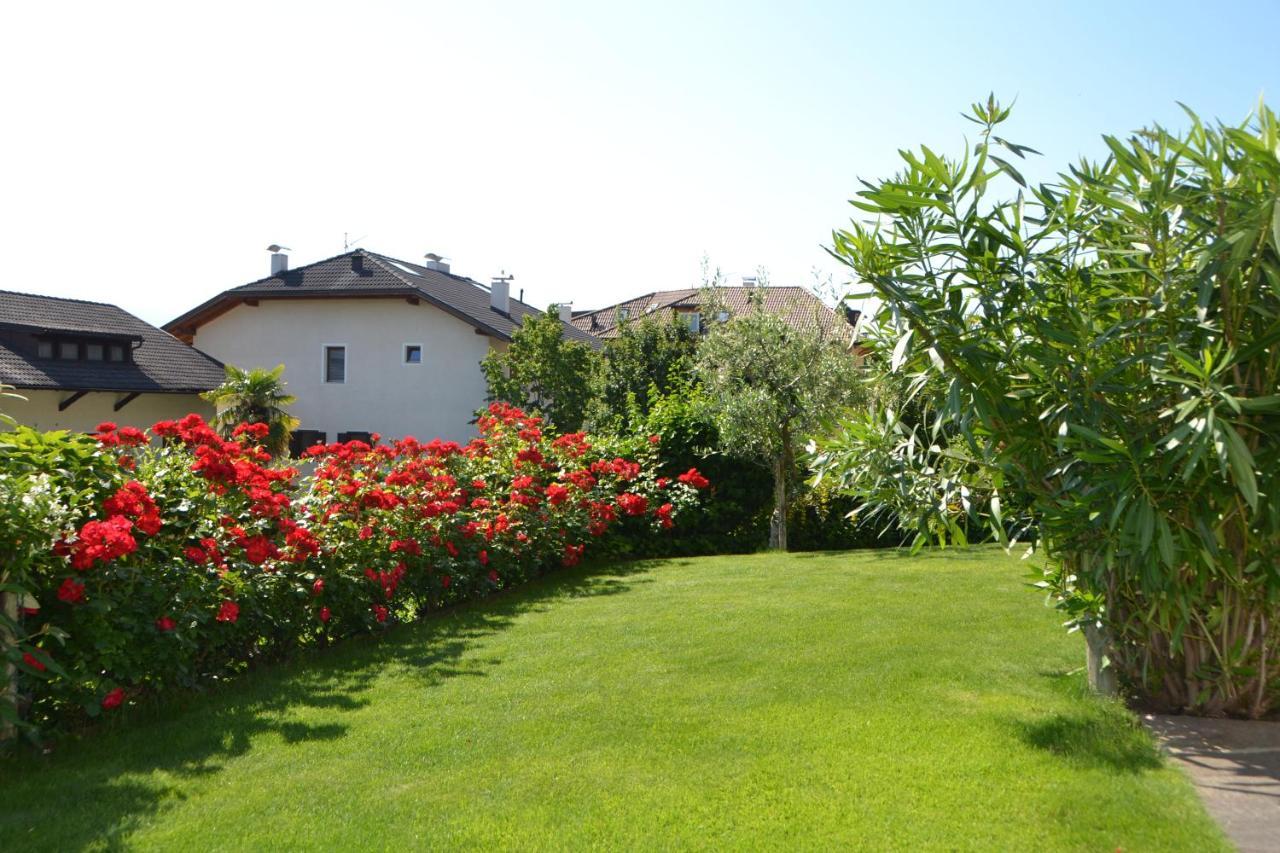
423, 252, 450, 273
267, 244, 290, 275
351, 251, 364, 273
557, 302, 573, 323
490, 274, 511, 315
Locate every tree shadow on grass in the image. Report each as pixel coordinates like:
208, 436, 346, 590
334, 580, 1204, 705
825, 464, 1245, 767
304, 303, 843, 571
0, 558, 660, 852
1013, 710, 1164, 773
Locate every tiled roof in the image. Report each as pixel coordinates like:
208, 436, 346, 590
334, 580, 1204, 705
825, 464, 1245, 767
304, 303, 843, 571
164, 250, 601, 349
571, 286, 859, 342
0, 290, 226, 393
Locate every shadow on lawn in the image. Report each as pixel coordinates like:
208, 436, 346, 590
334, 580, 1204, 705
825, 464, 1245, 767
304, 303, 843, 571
1016, 710, 1163, 773
1, 559, 659, 852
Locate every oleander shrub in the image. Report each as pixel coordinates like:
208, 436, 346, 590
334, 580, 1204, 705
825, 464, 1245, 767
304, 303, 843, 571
826, 97, 1280, 716
0, 404, 706, 739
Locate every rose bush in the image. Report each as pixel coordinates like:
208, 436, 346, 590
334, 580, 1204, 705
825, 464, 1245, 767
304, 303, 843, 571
1, 404, 706, 739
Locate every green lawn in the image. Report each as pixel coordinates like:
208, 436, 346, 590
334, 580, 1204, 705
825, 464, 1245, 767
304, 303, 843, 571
2, 548, 1224, 851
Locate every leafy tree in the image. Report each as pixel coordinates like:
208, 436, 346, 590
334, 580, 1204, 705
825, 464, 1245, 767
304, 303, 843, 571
588, 315, 699, 428
481, 309, 596, 431
201, 364, 298, 457
696, 298, 863, 550
825, 96, 1280, 716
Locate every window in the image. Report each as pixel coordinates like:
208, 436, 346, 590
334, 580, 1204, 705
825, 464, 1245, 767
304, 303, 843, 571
86, 343, 105, 361
404, 344, 422, 364
107, 344, 125, 362
685, 312, 702, 333
58, 341, 79, 360
37, 340, 53, 359
617, 307, 630, 322
324, 346, 346, 383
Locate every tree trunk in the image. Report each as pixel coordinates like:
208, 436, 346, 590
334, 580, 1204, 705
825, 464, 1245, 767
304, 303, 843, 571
768, 435, 792, 551
1082, 621, 1118, 698
1, 590, 16, 742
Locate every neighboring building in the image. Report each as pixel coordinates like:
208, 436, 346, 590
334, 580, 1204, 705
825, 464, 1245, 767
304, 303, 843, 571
570, 285, 861, 345
164, 248, 597, 446
0, 290, 223, 432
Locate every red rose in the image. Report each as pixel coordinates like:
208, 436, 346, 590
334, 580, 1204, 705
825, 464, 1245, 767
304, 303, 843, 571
616, 492, 649, 517
648, 434, 660, 444
101, 687, 125, 710
216, 600, 239, 623
57, 578, 86, 604
488, 569, 500, 584
155, 616, 176, 631
677, 468, 710, 489
312, 578, 325, 596
372, 604, 388, 623
478, 549, 489, 566
22, 651, 46, 672
441, 575, 452, 589
96, 421, 117, 434
319, 606, 331, 622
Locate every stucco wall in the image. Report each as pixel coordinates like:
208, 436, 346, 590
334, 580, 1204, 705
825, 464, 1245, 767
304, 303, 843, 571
3, 390, 212, 433
191, 298, 496, 443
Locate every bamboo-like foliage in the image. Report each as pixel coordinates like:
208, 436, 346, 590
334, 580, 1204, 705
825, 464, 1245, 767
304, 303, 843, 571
824, 97, 1280, 716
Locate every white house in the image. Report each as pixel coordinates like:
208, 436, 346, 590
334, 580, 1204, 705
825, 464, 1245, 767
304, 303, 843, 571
164, 249, 596, 448
0, 290, 222, 432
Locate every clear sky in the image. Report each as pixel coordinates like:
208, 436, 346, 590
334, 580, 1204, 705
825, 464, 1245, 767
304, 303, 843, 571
3, 1, 1278, 325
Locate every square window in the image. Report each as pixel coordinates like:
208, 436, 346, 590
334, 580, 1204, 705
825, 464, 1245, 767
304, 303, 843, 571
86, 343, 105, 361
58, 341, 79, 360
37, 340, 53, 359
325, 346, 346, 383
107, 344, 125, 362
404, 345, 422, 364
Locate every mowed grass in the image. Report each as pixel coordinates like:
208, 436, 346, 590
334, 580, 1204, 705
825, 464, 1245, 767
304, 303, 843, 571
1, 548, 1225, 851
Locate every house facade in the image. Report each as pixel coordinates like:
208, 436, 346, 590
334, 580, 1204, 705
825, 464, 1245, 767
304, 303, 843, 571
571, 285, 860, 345
0, 290, 223, 432
165, 249, 595, 446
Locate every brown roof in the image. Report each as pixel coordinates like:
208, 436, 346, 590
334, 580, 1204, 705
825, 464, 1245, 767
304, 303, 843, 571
570, 286, 859, 343
165, 250, 601, 349
0, 290, 225, 393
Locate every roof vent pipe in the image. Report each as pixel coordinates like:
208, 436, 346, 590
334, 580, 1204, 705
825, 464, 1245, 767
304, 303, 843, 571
267, 244, 290, 275
490, 274, 512, 315
557, 302, 573, 323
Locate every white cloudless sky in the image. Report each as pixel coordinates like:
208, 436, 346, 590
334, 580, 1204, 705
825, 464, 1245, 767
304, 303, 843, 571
2, 0, 1278, 325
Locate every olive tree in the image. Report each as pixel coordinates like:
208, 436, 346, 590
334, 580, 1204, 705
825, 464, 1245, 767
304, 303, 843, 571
823, 96, 1280, 716
696, 296, 863, 550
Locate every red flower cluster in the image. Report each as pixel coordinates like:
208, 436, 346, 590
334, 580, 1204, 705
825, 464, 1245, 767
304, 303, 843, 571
677, 468, 711, 489
69, 516, 138, 571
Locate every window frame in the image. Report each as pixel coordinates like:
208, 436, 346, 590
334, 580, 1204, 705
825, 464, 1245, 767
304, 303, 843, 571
322, 344, 348, 384
403, 343, 423, 365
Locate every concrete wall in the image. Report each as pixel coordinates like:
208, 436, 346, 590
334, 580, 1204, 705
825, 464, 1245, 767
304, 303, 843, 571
3, 390, 212, 433
190, 298, 496, 443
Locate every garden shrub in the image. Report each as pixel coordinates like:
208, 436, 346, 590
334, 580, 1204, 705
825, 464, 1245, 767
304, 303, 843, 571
826, 97, 1280, 716
0, 405, 706, 739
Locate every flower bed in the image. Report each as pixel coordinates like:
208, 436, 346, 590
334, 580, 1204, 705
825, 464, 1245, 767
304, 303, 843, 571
0, 404, 706, 738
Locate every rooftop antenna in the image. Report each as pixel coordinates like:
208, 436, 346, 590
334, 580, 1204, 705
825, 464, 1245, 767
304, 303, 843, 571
343, 233, 366, 251
267, 244, 291, 253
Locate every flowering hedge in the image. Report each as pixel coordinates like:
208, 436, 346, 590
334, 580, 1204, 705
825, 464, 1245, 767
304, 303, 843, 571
0, 403, 706, 738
